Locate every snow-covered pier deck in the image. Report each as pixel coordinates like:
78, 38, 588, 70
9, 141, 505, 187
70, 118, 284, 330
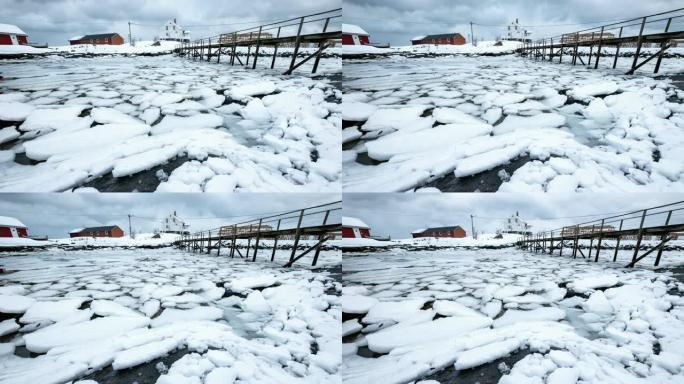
520, 201, 684, 267
518, 8, 684, 74
176, 201, 341, 267
175, 9, 341, 74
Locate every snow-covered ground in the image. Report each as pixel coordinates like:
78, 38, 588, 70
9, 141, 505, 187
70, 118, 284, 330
343, 54, 684, 192
339, 233, 521, 249
0, 54, 341, 192
342, 248, 684, 384
341, 40, 521, 56
0, 247, 341, 384
0, 40, 180, 56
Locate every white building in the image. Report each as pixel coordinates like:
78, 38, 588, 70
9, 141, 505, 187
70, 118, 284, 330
159, 18, 189, 42
502, 212, 530, 234
505, 19, 531, 42
160, 211, 189, 234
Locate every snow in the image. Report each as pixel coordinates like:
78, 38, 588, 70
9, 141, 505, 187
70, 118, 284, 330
342, 102, 377, 121
493, 307, 566, 327
0, 54, 340, 192
0, 23, 26, 35
454, 338, 521, 370
0, 247, 340, 383
0, 215, 25, 228
546, 367, 580, 384
342, 24, 369, 36
341, 295, 378, 314
342, 40, 521, 55
0, 294, 35, 313
342, 216, 369, 229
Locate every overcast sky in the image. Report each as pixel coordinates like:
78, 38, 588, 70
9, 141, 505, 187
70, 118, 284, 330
1, 0, 340, 45
344, 194, 684, 239
0, 194, 340, 238
344, 0, 683, 46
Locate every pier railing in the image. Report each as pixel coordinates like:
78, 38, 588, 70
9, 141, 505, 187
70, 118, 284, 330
518, 201, 684, 267
174, 9, 342, 74
175, 201, 341, 267
517, 8, 684, 74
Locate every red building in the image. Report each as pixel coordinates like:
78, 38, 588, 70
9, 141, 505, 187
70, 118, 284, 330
342, 216, 371, 238
70, 225, 124, 238
0, 216, 29, 238
411, 33, 466, 46
0, 23, 28, 46
412, 225, 466, 238
342, 24, 370, 46
69, 33, 124, 45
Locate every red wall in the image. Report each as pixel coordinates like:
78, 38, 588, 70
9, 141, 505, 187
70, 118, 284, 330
17, 35, 27, 45
0, 226, 28, 237
413, 228, 466, 238
342, 227, 371, 238
342, 34, 370, 45
0, 34, 28, 45
413, 35, 466, 46
72, 227, 125, 238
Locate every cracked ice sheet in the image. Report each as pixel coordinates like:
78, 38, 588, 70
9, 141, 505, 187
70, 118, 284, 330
342, 248, 684, 384
342, 55, 684, 192
0, 55, 341, 192
0, 247, 340, 384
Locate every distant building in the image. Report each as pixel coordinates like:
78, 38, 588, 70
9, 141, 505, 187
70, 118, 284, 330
561, 225, 616, 237
0, 23, 28, 45
342, 216, 370, 238
219, 31, 274, 44
342, 24, 370, 45
504, 19, 532, 42
160, 211, 190, 235
411, 33, 465, 45
70, 225, 124, 238
69, 33, 124, 45
502, 212, 531, 235
0, 216, 28, 238
159, 18, 190, 42
412, 226, 466, 238
560, 32, 615, 45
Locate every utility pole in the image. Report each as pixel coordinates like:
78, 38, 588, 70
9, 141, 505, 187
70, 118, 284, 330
128, 214, 133, 238
470, 22, 475, 47
470, 214, 476, 240
128, 21, 132, 46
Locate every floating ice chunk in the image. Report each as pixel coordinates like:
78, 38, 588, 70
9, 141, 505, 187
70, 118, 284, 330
454, 338, 521, 370
230, 275, 277, 291
91, 107, 142, 125
240, 99, 271, 123
343, 102, 377, 121
433, 300, 488, 319
0, 102, 34, 121
151, 307, 223, 327
568, 81, 618, 100
362, 106, 429, 132
366, 316, 493, 353
150, 93, 185, 107
493, 113, 566, 135
483, 107, 503, 124
652, 352, 683, 374
546, 367, 580, 384
492, 93, 526, 106
546, 157, 576, 175
205, 350, 235, 367
568, 275, 618, 293
24, 316, 150, 353
482, 300, 503, 318
205, 367, 237, 384
493, 286, 526, 300
454, 144, 525, 178
143, 299, 161, 317
493, 307, 566, 327
581, 291, 613, 315
228, 80, 276, 100
204, 175, 237, 192
0, 93, 28, 103
151, 114, 224, 134
20, 299, 84, 323
0, 319, 19, 337
433, 107, 486, 124
342, 295, 378, 314
87, 90, 120, 99
112, 145, 181, 178
242, 291, 271, 314
24, 123, 151, 161
363, 299, 427, 323
113, 338, 179, 370
583, 99, 612, 123
548, 350, 577, 367
343, 319, 363, 337
91, 300, 145, 318
0, 127, 20, 144
19, 106, 87, 132
141, 107, 161, 125
546, 174, 579, 193
652, 159, 683, 182
0, 294, 36, 313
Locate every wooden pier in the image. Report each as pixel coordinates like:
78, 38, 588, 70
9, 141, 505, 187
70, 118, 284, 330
518, 201, 684, 268
517, 8, 684, 74
174, 9, 341, 75
174, 201, 341, 267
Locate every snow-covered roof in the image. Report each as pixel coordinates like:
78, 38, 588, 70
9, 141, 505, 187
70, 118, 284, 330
411, 35, 426, 41
342, 24, 369, 36
69, 228, 84, 233
342, 216, 369, 229
0, 23, 27, 35
0, 215, 26, 228
69, 36, 83, 41
411, 228, 426, 234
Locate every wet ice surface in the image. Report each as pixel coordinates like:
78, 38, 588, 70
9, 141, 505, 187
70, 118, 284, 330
342, 248, 684, 384
0, 247, 341, 384
0, 55, 341, 192
342, 55, 684, 192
